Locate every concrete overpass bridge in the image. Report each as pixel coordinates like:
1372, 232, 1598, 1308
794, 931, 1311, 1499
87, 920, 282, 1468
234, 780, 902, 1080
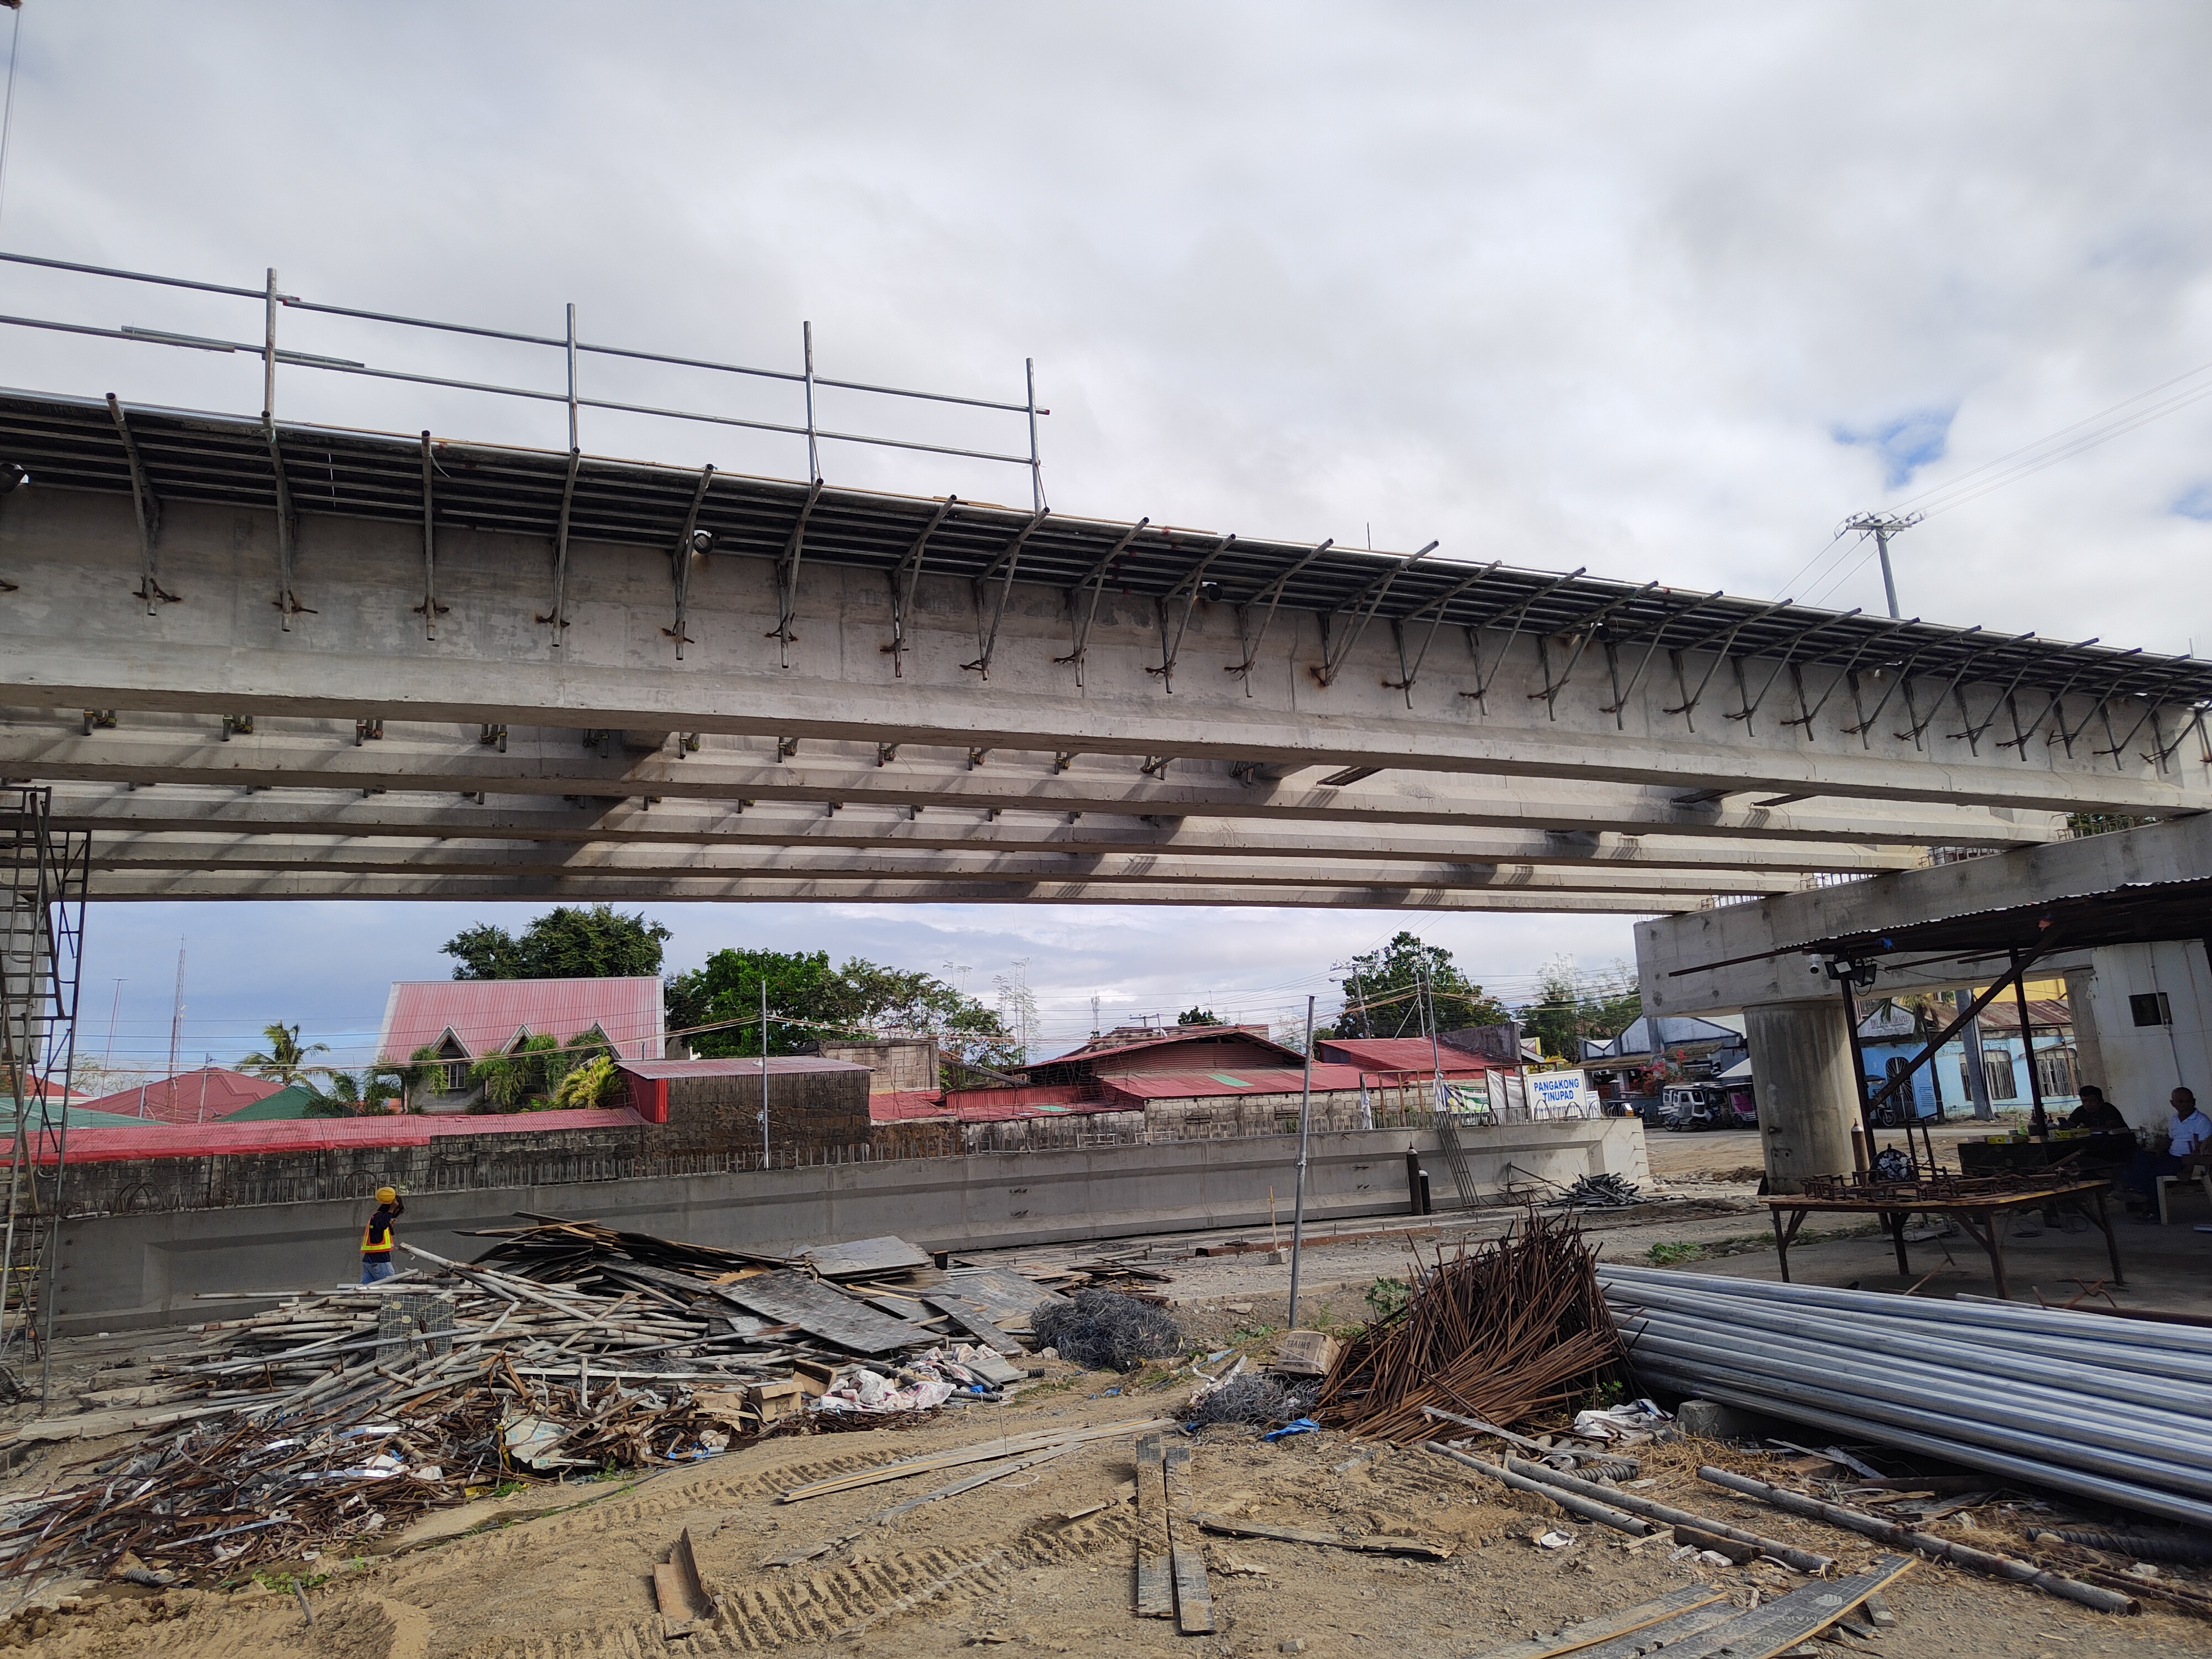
3, 388, 2206, 907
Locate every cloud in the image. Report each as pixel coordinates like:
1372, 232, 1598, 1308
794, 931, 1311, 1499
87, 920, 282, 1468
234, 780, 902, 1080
1832, 406, 1958, 490
11, 3, 2212, 1067
2175, 482, 2212, 521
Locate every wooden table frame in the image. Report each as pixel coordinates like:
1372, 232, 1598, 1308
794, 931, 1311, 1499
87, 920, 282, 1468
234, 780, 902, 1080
1763, 1179, 2124, 1301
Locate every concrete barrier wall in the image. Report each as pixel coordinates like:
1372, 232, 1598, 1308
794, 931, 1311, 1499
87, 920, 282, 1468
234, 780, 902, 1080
52, 1117, 1645, 1334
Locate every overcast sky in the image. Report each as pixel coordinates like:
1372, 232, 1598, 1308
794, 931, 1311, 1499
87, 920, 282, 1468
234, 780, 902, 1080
7, 3, 2209, 1075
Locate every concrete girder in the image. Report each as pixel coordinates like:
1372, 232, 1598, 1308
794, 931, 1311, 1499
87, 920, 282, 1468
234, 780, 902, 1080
36, 781, 1928, 874
2, 491, 2201, 823
78, 833, 1815, 895
76, 870, 1710, 910
0, 714, 2060, 848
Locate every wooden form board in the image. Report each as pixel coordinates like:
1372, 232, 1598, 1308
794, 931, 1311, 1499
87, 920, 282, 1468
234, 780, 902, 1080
802, 1235, 933, 1279
943, 1266, 1070, 1323
1536, 1556, 1917, 1659
922, 1292, 1028, 1355
1135, 1435, 1172, 1619
1462, 1587, 1727, 1659
718, 1269, 927, 1356
1164, 1442, 1215, 1636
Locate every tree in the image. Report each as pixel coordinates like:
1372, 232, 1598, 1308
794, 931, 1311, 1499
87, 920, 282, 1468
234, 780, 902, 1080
1177, 1006, 1221, 1026
1335, 932, 1507, 1040
443, 906, 670, 980
1517, 955, 1641, 1063
238, 1021, 330, 1086
665, 950, 1022, 1079
303, 1072, 362, 1118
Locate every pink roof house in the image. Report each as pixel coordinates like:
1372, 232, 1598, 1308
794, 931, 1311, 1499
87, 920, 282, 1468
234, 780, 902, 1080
377, 978, 665, 1108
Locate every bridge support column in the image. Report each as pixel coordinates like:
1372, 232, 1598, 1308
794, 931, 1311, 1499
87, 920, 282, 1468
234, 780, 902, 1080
1743, 999, 1858, 1193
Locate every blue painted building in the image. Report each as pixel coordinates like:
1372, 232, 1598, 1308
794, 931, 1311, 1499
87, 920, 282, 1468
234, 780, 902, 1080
1855, 997, 2078, 1125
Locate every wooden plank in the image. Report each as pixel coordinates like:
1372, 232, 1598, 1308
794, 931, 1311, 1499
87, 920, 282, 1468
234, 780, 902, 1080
718, 1269, 930, 1355
802, 1235, 933, 1280
779, 1415, 1175, 1503
943, 1265, 1070, 1322
1135, 1434, 1172, 1619
1655, 1556, 1917, 1659
1190, 1514, 1451, 1560
1458, 1586, 1728, 1659
1164, 1442, 1214, 1636
921, 1292, 1028, 1355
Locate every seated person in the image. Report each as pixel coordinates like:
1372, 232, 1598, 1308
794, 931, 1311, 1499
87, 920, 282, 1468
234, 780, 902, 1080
2124, 1087, 2212, 1214
2062, 1084, 2127, 1133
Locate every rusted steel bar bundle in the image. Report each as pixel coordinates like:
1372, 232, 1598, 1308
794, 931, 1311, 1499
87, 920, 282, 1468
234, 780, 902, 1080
1313, 1208, 1627, 1443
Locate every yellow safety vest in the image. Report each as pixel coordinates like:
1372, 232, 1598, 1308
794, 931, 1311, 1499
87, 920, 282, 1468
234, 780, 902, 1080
361, 1212, 395, 1256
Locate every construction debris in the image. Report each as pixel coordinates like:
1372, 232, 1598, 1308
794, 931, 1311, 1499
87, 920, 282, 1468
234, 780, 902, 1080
1700, 1465, 2140, 1615
1315, 1209, 1627, 1442
1186, 1369, 1314, 1430
1549, 1172, 1643, 1209
1030, 1288, 1186, 1371
1190, 1514, 1452, 1560
0, 1219, 1102, 1580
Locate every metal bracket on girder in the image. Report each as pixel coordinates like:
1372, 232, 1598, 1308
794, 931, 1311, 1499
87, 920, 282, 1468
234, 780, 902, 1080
1661, 598, 1793, 728
665, 464, 716, 659
221, 714, 254, 740
1597, 591, 1723, 726
263, 418, 309, 627
1725, 609, 1860, 731
1834, 632, 1946, 747
539, 448, 581, 640
1312, 541, 1437, 688
1896, 630, 2014, 747
770, 476, 823, 665
1141, 755, 1170, 779
1777, 616, 1912, 737
1147, 534, 1233, 691
1384, 560, 1498, 706
968, 748, 989, 769
80, 709, 115, 735
1052, 751, 1076, 773
1055, 517, 1147, 687
963, 508, 1048, 679
106, 394, 177, 613
1994, 643, 2102, 755
883, 495, 956, 679
415, 431, 450, 641
1527, 581, 1658, 719
1948, 649, 2043, 755
1457, 567, 1585, 713
1226, 537, 1331, 694
877, 743, 899, 766
354, 718, 383, 745
479, 723, 508, 753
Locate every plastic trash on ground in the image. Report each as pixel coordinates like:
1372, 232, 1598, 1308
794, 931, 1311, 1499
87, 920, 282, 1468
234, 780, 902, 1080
1570, 1397, 1674, 1444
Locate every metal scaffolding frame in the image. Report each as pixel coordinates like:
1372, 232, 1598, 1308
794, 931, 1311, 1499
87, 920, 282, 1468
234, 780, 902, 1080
0, 786, 89, 1404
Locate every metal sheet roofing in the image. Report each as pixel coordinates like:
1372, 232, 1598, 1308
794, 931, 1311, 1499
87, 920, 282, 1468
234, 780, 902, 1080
1313, 1037, 1506, 1075
75, 1066, 283, 1124
617, 1056, 867, 1079
1098, 1066, 1370, 1100
378, 977, 664, 1063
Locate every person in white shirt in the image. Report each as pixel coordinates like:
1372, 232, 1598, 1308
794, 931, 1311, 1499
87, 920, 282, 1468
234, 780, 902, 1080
2125, 1087, 2210, 1217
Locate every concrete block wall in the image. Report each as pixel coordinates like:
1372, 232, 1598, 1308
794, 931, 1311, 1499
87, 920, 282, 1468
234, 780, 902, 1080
650, 1069, 872, 1157
50, 1116, 1646, 1333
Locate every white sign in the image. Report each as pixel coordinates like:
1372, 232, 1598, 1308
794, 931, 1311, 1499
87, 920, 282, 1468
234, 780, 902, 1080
1527, 1070, 1591, 1120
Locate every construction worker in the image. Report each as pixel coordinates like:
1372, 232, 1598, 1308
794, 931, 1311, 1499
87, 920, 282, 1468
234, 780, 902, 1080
361, 1186, 404, 1284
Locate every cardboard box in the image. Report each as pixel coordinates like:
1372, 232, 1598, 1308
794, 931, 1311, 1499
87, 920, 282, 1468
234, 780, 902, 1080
1271, 1330, 1343, 1378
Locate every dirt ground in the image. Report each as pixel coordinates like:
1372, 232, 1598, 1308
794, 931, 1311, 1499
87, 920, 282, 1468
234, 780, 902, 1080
4, 1119, 2207, 1657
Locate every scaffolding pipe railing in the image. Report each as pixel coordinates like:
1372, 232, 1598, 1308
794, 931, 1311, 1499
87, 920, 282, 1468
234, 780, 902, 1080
0, 249, 1051, 509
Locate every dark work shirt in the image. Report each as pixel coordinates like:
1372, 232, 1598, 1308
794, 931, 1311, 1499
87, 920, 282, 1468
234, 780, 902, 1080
2063, 1100, 2126, 1132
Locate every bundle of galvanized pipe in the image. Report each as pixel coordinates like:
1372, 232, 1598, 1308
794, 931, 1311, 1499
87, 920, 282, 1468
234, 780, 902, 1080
1598, 1264, 2212, 1531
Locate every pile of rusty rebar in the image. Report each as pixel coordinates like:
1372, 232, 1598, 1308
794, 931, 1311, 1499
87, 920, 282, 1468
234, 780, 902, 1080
1314, 1209, 1628, 1443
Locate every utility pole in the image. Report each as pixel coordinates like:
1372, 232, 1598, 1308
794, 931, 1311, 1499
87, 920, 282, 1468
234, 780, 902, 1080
1837, 511, 1923, 619
1287, 995, 1316, 1328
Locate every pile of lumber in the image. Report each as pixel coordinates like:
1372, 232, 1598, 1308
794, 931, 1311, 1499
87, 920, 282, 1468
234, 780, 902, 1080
1314, 1208, 1627, 1442
0, 1219, 1065, 1582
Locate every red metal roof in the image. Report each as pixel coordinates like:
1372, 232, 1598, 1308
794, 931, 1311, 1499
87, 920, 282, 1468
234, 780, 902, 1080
1097, 1066, 1370, 1100
1044, 1027, 1307, 1068
1316, 1037, 1502, 1076
4, 1107, 642, 1165
869, 1089, 955, 1123
617, 1057, 867, 1079
76, 1067, 284, 1124
378, 978, 665, 1064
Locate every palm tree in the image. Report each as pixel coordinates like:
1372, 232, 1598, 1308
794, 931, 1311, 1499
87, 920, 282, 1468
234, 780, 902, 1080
238, 1022, 330, 1086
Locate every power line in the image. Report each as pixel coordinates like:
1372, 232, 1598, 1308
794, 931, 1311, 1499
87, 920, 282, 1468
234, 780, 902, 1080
0, 2, 22, 241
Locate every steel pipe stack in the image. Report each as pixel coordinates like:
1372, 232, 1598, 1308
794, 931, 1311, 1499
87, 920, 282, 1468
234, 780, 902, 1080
1598, 1264, 2212, 1531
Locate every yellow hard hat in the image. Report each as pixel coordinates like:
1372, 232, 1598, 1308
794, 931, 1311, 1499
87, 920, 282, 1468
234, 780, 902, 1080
375, 1186, 398, 1204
